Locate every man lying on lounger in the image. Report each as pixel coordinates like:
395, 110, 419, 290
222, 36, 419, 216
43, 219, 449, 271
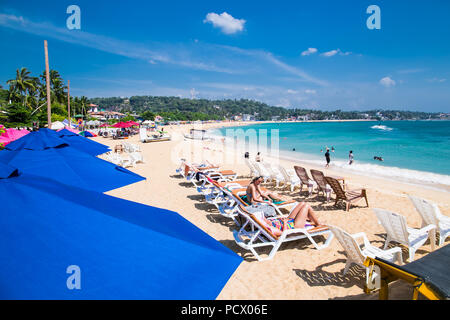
245, 176, 287, 205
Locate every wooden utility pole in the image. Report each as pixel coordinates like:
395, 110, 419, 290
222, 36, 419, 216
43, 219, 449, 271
44, 40, 52, 129
67, 80, 71, 127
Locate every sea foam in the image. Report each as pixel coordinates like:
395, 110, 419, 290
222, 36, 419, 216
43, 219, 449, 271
300, 158, 450, 188
371, 125, 393, 131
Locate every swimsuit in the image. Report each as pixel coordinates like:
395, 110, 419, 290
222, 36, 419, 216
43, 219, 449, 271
271, 218, 295, 231
270, 218, 313, 231
241, 194, 252, 205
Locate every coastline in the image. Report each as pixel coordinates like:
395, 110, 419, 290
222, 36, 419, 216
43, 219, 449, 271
205, 120, 450, 193
92, 121, 449, 300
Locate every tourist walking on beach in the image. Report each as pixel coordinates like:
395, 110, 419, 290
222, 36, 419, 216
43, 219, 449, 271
255, 152, 262, 162
325, 148, 331, 168
349, 150, 354, 165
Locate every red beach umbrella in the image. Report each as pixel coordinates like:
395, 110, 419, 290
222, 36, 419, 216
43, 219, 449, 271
127, 121, 140, 126
112, 122, 133, 128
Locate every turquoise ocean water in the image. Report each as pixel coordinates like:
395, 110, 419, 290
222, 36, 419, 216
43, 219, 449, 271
213, 121, 450, 188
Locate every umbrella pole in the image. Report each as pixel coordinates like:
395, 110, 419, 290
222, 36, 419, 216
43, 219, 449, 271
67, 80, 71, 128
44, 40, 52, 129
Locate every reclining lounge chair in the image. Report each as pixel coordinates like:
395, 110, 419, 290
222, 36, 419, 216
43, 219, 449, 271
373, 208, 436, 262
409, 195, 450, 247
325, 176, 368, 211
294, 166, 317, 196
233, 205, 334, 261
310, 169, 332, 202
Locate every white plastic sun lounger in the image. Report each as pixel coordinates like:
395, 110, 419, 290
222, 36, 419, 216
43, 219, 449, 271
409, 195, 450, 247
233, 205, 334, 261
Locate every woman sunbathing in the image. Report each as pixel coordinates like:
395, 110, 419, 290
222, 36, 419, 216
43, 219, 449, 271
246, 176, 285, 204
258, 202, 324, 236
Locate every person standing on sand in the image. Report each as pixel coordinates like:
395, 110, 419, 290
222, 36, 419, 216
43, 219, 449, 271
349, 150, 354, 165
255, 152, 262, 162
325, 148, 331, 168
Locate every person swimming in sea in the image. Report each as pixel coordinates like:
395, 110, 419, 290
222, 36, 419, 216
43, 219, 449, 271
374, 156, 384, 162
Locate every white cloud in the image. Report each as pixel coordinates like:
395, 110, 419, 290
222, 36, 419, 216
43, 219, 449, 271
0, 13, 238, 74
380, 76, 396, 87
426, 78, 447, 83
320, 49, 353, 57
321, 49, 340, 57
204, 12, 246, 34
301, 48, 317, 56
263, 52, 328, 86
220, 45, 328, 86
305, 89, 317, 94
287, 89, 298, 94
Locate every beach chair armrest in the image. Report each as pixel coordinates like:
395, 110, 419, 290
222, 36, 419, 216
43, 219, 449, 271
346, 189, 364, 195
382, 246, 403, 257
411, 224, 437, 235
346, 188, 362, 192
352, 232, 367, 240
438, 214, 450, 224
352, 232, 371, 247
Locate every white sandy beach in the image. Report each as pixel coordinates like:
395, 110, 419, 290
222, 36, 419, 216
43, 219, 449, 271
94, 121, 450, 300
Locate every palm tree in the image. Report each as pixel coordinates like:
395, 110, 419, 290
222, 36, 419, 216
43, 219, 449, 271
6, 67, 36, 108
7, 86, 20, 104
80, 96, 89, 116
39, 69, 67, 104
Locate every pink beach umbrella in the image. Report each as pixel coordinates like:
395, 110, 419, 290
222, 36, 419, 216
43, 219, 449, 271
0, 128, 30, 146
127, 121, 140, 126
112, 122, 133, 128
58, 127, 81, 134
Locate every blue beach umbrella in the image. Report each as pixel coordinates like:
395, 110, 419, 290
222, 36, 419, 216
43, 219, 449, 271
0, 129, 144, 192
79, 130, 95, 138
57, 128, 110, 156
0, 164, 242, 299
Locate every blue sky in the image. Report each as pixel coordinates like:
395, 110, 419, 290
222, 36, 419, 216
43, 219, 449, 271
0, 0, 449, 112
